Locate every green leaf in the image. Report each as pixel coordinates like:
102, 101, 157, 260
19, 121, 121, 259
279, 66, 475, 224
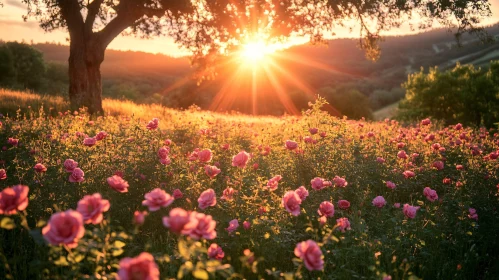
178, 239, 190, 259
112, 248, 124, 257
192, 269, 209, 280
0, 217, 15, 230
35, 219, 46, 228
113, 240, 126, 248
53, 256, 69, 266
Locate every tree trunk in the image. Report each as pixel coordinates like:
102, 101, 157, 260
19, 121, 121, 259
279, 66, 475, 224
68, 37, 105, 115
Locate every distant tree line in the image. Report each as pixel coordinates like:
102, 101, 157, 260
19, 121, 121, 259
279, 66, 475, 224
397, 62, 499, 128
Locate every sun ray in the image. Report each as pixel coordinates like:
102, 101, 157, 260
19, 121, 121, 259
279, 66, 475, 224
262, 63, 300, 115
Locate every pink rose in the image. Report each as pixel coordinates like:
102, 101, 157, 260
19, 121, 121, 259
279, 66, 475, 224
181, 211, 217, 240
372, 196, 387, 208
285, 140, 298, 150
205, 165, 221, 179
172, 189, 183, 199
163, 208, 190, 233
198, 149, 213, 163
421, 118, 431, 125
159, 157, 171, 165
198, 189, 217, 210
157, 147, 170, 159
282, 191, 302, 216
117, 252, 159, 280
221, 187, 235, 201
107, 175, 129, 193
294, 240, 324, 271
83, 137, 97, 147
226, 219, 239, 233
338, 200, 350, 210
402, 170, 415, 178
423, 187, 438, 202
95, 131, 108, 141
403, 204, 420, 219
397, 150, 408, 159
432, 161, 444, 170
243, 221, 251, 230
63, 159, 78, 172
295, 186, 309, 201
319, 216, 327, 227
142, 188, 174, 211
7, 138, 19, 146
309, 128, 319, 135
232, 151, 250, 168
394, 203, 401, 208
333, 176, 348, 187
208, 243, 225, 260
456, 164, 464, 170
69, 168, 85, 183
146, 118, 159, 130
76, 193, 110, 224
42, 210, 85, 248
0, 185, 29, 215
376, 157, 385, 163
0, 169, 6, 180
311, 177, 331, 190
336, 217, 351, 232
134, 211, 147, 225
468, 208, 478, 220
318, 201, 335, 217
386, 181, 396, 189
34, 163, 47, 173
266, 175, 282, 191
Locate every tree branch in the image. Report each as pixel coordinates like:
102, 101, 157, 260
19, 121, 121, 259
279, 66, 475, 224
85, 0, 104, 33
57, 0, 85, 39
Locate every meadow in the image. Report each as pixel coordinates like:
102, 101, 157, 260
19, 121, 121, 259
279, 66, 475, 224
0, 90, 498, 279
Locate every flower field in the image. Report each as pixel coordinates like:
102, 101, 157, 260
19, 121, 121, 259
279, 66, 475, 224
0, 96, 498, 279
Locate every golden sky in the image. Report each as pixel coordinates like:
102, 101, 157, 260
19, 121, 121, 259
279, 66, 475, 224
1, 0, 498, 57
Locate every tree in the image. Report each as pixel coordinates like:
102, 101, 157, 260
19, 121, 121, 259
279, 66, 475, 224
397, 62, 499, 127
0, 45, 15, 87
18, 0, 492, 114
6, 42, 46, 91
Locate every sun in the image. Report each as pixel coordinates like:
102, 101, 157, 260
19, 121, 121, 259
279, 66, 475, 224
240, 41, 273, 62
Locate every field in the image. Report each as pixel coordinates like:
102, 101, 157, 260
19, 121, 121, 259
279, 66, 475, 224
1, 90, 499, 279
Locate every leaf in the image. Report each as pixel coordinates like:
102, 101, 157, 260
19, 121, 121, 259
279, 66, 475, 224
113, 240, 126, 248
112, 248, 124, 257
192, 269, 209, 280
178, 239, 190, 259
53, 256, 69, 266
0, 217, 15, 230
36, 219, 46, 228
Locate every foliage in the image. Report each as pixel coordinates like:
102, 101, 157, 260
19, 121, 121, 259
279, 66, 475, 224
318, 87, 373, 119
0, 42, 46, 91
397, 61, 499, 128
0, 93, 499, 279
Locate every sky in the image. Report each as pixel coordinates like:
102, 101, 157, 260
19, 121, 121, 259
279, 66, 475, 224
1, 0, 498, 57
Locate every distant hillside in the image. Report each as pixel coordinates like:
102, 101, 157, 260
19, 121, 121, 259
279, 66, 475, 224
9, 23, 499, 116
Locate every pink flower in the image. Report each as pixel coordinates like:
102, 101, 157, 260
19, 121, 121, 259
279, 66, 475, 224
146, 118, 159, 130
311, 177, 331, 190
423, 187, 438, 202
372, 196, 387, 208
468, 208, 478, 220
181, 211, 217, 240
243, 221, 251, 230
282, 191, 302, 216
386, 181, 396, 189
432, 161, 444, 170
309, 128, 318, 135
83, 137, 97, 147
208, 244, 225, 260
454, 123, 463, 130
319, 216, 327, 227
34, 163, 47, 173
318, 201, 335, 217
159, 157, 171, 165
172, 189, 183, 199
443, 178, 452, 184
394, 203, 401, 208
107, 175, 129, 193
403, 204, 420, 219
421, 118, 431, 125
64, 159, 78, 172
221, 187, 236, 201
295, 186, 309, 201
142, 188, 174, 211
226, 219, 239, 233
232, 151, 250, 168
198, 149, 213, 163
204, 165, 221, 179
376, 157, 385, 163
95, 131, 108, 141
0, 169, 6, 180
266, 175, 282, 191
198, 189, 216, 210
338, 200, 350, 210
134, 211, 147, 225
333, 176, 348, 187
157, 147, 170, 159
69, 168, 85, 183
42, 210, 85, 248
117, 252, 159, 280
285, 140, 298, 150
163, 208, 190, 234
397, 150, 408, 159
294, 240, 324, 271
0, 185, 29, 215
456, 164, 464, 170
336, 217, 351, 232
76, 193, 110, 224
403, 170, 415, 178
7, 137, 19, 146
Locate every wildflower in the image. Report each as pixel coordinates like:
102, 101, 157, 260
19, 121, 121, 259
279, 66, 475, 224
403, 204, 420, 219
0, 185, 29, 215
76, 193, 110, 224
208, 244, 225, 260
295, 186, 309, 201
372, 196, 387, 208
142, 188, 174, 212
42, 210, 84, 248
226, 219, 239, 233
336, 217, 351, 232
163, 208, 190, 234
117, 252, 160, 280
146, 118, 159, 130
69, 168, 85, 183
282, 191, 302, 216
198, 189, 216, 210
232, 151, 250, 168
294, 240, 324, 271
107, 175, 129, 193
285, 140, 298, 150
318, 201, 335, 217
